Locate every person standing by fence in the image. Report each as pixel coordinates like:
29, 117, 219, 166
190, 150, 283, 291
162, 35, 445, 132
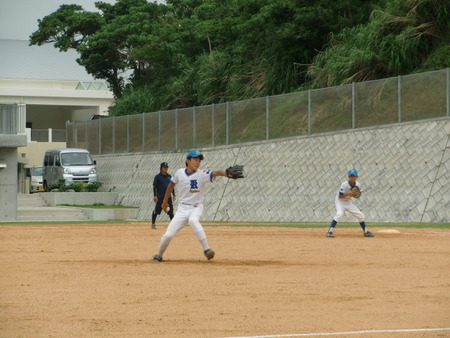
151, 162, 175, 229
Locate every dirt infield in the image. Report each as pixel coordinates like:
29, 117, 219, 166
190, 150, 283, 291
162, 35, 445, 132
1, 223, 449, 337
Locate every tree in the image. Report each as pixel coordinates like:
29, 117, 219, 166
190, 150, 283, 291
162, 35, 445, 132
29, 0, 165, 98
146, 0, 378, 107
30, 0, 378, 114
307, 0, 450, 87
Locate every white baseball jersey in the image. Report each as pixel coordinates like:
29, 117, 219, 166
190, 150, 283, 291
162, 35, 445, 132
171, 168, 215, 204
337, 180, 362, 202
333, 180, 364, 222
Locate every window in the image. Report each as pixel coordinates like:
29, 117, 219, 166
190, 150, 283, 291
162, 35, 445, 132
61, 153, 93, 166
31, 166, 43, 176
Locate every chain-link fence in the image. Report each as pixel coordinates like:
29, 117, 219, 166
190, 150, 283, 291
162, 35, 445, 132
67, 69, 450, 155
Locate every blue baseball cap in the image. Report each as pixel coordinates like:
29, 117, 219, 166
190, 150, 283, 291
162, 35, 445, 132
348, 169, 358, 176
186, 149, 204, 160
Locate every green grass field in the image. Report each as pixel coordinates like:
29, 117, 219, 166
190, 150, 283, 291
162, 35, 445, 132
1, 221, 449, 229
205, 222, 450, 229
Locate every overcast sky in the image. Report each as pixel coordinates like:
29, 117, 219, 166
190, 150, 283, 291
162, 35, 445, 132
0, 0, 124, 40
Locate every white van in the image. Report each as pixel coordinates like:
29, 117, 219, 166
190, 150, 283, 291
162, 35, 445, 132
29, 165, 44, 193
43, 148, 97, 190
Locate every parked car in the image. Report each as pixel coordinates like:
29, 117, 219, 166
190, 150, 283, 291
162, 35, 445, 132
29, 165, 44, 193
43, 148, 97, 190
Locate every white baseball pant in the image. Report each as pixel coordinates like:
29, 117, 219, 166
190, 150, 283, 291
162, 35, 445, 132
333, 196, 365, 222
157, 203, 207, 256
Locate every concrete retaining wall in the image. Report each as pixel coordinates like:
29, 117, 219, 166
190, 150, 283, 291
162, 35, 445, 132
81, 207, 138, 221
94, 118, 450, 223
40, 192, 119, 206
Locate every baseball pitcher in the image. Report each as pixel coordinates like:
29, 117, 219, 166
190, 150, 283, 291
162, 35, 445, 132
151, 149, 244, 262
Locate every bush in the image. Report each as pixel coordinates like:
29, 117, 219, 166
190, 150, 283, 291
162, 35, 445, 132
55, 180, 103, 192
70, 182, 86, 192
85, 181, 103, 192
57, 179, 68, 192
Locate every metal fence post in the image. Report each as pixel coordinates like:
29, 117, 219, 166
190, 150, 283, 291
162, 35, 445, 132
141, 113, 145, 152
98, 118, 102, 155
193, 106, 196, 147
85, 121, 88, 149
352, 82, 356, 129
226, 102, 230, 145
266, 96, 270, 140
308, 90, 312, 135
398, 75, 402, 123
211, 104, 215, 147
112, 116, 116, 153
447, 68, 449, 116
74, 123, 78, 146
65, 121, 69, 146
158, 111, 161, 151
125, 115, 128, 152
175, 108, 179, 150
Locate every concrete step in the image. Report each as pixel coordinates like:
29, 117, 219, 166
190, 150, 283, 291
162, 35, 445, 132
17, 194, 90, 221
15, 193, 137, 222
16, 206, 90, 222
18, 193, 48, 207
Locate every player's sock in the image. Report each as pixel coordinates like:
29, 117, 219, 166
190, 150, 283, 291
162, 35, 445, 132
157, 235, 171, 256
151, 211, 157, 224
359, 221, 366, 232
328, 220, 337, 232
199, 238, 210, 251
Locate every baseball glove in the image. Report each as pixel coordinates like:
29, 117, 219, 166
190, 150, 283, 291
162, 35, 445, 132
350, 186, 361, 198
226, 165, 244, 179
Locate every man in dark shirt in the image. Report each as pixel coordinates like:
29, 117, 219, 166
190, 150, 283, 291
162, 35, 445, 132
151, 162, 175, 229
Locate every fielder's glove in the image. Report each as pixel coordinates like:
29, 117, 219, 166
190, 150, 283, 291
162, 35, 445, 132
350, 186, 361, 198
226, 165, 244, 179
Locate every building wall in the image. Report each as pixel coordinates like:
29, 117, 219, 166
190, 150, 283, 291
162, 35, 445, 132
0, 134, 27, 221
0, 148, 18, 221
0, 78, 114, 128
19, 142, 66, 168
93, 117, 450, 223
26, 107, 73, 129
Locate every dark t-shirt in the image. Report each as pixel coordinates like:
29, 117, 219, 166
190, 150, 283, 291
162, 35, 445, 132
153, 172, 173, 198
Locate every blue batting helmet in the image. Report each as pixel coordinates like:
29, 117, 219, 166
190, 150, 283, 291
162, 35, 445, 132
186, 149, 204, 160
347, 169, 358, 176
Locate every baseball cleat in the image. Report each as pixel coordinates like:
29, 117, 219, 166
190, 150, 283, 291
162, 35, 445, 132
364, 231, 374, 237
326, 231, 335, 238
152, 254, 163, 262
151, 223, 156, 229
204, 249, 215, 260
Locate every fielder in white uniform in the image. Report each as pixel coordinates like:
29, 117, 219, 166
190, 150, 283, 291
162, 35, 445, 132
152, 149, 232, 262
326, 169, 374, 238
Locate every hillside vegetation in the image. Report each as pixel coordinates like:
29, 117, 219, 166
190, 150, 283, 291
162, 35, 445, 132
30, 0, 449, 116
